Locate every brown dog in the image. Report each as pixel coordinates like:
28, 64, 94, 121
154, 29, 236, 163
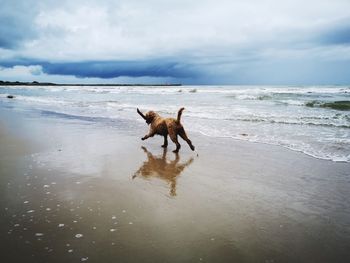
137, 107, 195, 153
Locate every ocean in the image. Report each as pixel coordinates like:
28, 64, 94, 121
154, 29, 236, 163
1, 85, 349, 162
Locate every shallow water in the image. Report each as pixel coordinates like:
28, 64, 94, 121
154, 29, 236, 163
1, 85, 349, 162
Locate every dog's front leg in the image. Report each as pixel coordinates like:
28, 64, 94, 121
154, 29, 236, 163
141, 131, 155, 140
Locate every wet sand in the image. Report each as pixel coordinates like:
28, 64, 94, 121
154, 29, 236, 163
1, 109, 350, 263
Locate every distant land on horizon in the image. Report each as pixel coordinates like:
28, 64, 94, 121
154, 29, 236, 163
2, 80, 349, 87
0, 80, 182, 87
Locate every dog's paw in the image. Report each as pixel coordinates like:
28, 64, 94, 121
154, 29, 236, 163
161, 145, 167, 148
141, 137, 145, 141
190, 145, 195, 151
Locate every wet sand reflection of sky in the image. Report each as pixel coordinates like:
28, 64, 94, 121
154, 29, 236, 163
132, 147, 194, 196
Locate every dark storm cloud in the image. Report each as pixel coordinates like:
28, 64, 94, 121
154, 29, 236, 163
319, 24, 350, 45
41, 61, 196, 78
0, 59, 197, 79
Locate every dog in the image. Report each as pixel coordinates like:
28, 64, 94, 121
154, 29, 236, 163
137, 107, 195, 153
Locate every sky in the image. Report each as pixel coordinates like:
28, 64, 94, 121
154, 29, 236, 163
0, 0, 350, 85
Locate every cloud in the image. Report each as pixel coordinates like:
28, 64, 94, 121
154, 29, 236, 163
0, 65, 43, 80
41, 60, 196, 78
1, 0, 350, 84
318, 24, 350, 45
0, 62, 192, 84
3, 0, 348, 60
0, 0, 40, 49
0, 59, 197, 79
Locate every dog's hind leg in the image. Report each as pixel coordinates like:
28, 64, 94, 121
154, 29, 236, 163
169, 130, 181, 153
178, 128, 195, 151
161, 135, 168, 148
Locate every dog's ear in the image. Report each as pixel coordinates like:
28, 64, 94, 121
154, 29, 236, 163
145, 111, 156, 124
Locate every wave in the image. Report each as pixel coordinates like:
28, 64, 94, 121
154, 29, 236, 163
0, 93, 71, 105
232, 118, 350, 129
184, 111, 350, 129
197, 129, 350, 163
3, 85, 349, 95
305, 101, 350, 111
2, 93, 349, 128
224, 90, 349, 107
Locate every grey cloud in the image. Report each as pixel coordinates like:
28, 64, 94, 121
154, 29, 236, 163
319, 24, 350, 45
1, 0, 350, 84
0, 0, 40, 49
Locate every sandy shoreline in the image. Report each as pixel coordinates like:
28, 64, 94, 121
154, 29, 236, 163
1, 108, 350, 263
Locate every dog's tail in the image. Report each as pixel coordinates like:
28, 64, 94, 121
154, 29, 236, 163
177, 107, 185, 123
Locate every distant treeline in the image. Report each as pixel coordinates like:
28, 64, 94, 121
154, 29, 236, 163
0, 80, 181, 86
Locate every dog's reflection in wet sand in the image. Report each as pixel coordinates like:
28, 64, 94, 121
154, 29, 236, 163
133, 147, 194, 196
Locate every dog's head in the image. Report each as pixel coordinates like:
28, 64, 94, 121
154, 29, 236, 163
137, 108, 159, 125
145, 111, 158, 125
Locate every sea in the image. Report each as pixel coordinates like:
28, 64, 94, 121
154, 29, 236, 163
1, 85, 349, 162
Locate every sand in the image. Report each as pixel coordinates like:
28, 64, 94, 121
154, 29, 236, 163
1, 108, 350, 263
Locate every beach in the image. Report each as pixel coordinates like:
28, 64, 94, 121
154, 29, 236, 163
1, 99, 350, 263
2, 0, 350, 261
